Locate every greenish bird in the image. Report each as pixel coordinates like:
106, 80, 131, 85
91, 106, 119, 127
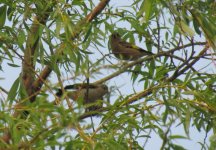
110, 32, 153, 60
56, 83, 108, 112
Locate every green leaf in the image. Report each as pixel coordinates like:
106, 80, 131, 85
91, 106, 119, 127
165, 31, 169, 42
72, 0, 85, 5
209, 134, 216, 150
7, 76, 20, 104
179, 21, 195, 37
190, 9, 216, 49
193, 19, 202, 35
169, 135, 188, 139
138, 0, 153, 22
83, 23, 92, 43
7, 5, 14, 21
56, 16, 61, 37
0, 5, 7, 28
7, 63, 20, 67
184, 107, 191, 136
131, 65, 141, 83
149, 59, 155, 77
17, 29, 26, 49
170, 143, 187, 150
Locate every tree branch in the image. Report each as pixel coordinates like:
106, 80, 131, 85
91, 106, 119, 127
32, 0, 111, 100
81, 43, 209, 119
22, 5, 52, 102
94, 42, 207, 84
167, 44, 209, 82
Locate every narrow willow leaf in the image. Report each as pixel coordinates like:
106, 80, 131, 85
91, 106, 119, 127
7, 76, 20, 104
190, 9, 216, 49
0, 5, 7, 28
7, 63, 20, 67
17, 29, 26, 49
83, 23, 92, 43
184, 108, 191, 136
138, 0, 153, 22
179, 21, 195, 37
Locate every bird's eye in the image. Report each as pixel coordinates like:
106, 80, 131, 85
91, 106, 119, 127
112, 33, 119, 38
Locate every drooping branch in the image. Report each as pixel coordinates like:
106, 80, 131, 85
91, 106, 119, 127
117, 44, 210, 105
94, 42, 207, 85
32, 0, 111, 99
167, 44, 209, 82
80, 43, 209, 119
86, 0, 110, 22
22, 5, 53, 102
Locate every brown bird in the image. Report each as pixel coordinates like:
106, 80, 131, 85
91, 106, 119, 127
56, 83, 108, 112
110, 32, 153, 60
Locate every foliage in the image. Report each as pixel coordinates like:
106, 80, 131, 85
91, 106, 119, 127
0, 0, 216, 149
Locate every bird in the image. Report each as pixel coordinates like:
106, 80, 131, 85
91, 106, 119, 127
56, 83, 108, 112
110, 32, 153, 60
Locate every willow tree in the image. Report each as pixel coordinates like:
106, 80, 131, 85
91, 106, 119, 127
0, 0, 216, 149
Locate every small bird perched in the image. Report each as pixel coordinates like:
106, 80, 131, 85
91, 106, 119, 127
56, 83, 108, 112
110, 32, 153, 60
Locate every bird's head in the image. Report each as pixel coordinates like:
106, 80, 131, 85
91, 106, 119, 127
100, 84, 109, 93
111, 32, 121, 39
56, 89, 63, 97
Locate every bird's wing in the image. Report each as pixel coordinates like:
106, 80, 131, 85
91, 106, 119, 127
64, 83, 98, 90
119, 40, 153, 54
119, 40, 135, 49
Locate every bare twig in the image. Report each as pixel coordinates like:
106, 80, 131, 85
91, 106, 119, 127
0, 86, 8, 94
